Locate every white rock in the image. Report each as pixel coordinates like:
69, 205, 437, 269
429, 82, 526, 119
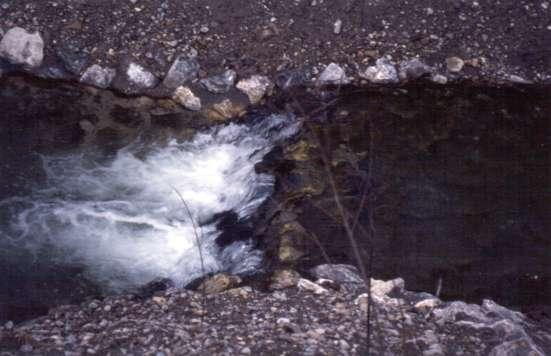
431, 74, 448, 84
0, 27, 44, 68
370, 278, 404, 297
127, 62, 158, 88
414, 298, 441, 313
333, 19, 343, 34
236, 75, 273, 104
319, 63, 350, 85
297, 278, 329, 294
173, 86, 201, 111
508, 74, 533, 84
446, 56, 465, 73
309, 264, 363, 284
80, 64, 116, 88
362, 58, 399, 84
354, 293, 369, 312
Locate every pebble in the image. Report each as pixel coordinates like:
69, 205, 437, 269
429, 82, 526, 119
446, 56, 465, 72
333, 19, 343, 34
431, 74, 448, 84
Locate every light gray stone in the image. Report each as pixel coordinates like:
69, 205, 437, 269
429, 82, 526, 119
200, 69, 237, 93
126, 62, 158, 89
173, 86, 202, 111
0, 27, 44, 68
399, 58, 432, 80
319, 63, 350, 85
361, 58, 399, 83
431, 74, 448, 84
309, 264, 363, 284
236, 75, 273, 104
163, 56, 199, 89
446, 56, 465, 72
80, 64, 116, 88
297, 278, 329, 294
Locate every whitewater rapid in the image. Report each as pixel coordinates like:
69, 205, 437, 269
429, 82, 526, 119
0, 114, 299, 292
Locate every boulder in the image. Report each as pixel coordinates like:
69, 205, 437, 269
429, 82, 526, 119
163, 56, 199, 89
0, 27, 44, 68
126, 62, 158, 89
236, 75, 273, 104
309, 264, 364, 284
80, 65, 116, 89
319, 63, 350, 85
361, 58, 399, 84
173, 86, 201, 111
200, 69, 236, 93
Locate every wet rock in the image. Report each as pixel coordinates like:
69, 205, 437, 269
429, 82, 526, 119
198, 273, 242, 294
173, 86, 201, 111
275, 69, 308, 89
0, 27, 44, 68
278, 222, 308, 263
126, 62, 159, 89
361, 58, 399, 84
80, 64, 116, 88
270, 269, 301, 290
56, 47, 88, 75
446, 56, 465, 72
309, 264, 364, 284
297, 278, 329, 294
319, 63, 350, 85
205, 98, 246, 121
236, 75, 273, 104
200, 69, 236, 93
399, 58, 432, 80
163, 56, 199, 89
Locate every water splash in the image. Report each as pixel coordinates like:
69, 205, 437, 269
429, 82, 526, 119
0, 113, 299, 291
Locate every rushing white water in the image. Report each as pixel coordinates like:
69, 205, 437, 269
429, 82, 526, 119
0, 114, 299, 292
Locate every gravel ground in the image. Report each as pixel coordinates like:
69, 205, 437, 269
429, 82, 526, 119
1, 267, 549, 355
1, 0, 550, 95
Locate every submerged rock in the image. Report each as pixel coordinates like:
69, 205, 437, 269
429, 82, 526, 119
236, 75, 273, 104
80, 64, 116, 88
198, 273, 242, 294
173, 86, 202, 111
361, 58, 399, 84
200, 69, 237, 93
163, 56, 200, 89
319, 63, 350, 85
205, 98, 245, 121
0, 27, 44, 68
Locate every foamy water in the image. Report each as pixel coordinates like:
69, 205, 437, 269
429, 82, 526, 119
0, 114, 299, 291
